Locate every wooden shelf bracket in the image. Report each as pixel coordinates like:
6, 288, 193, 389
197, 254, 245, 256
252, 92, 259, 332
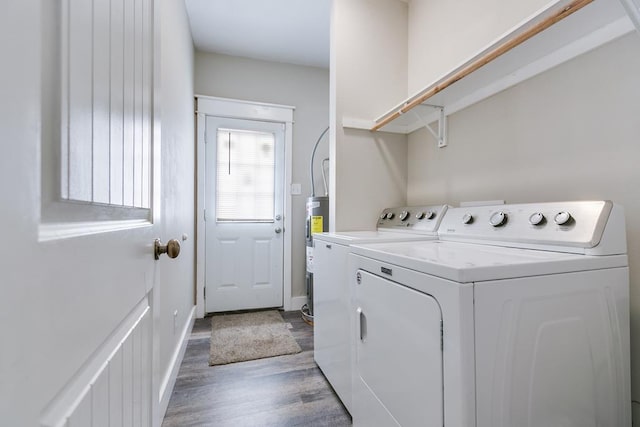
411, 104, 448, 148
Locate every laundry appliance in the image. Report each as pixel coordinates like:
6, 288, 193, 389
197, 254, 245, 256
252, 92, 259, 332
350, 201, 630, 427
313, 204, 449, 413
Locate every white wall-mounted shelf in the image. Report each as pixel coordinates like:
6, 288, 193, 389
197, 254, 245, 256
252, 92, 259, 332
343, 0, 637, 137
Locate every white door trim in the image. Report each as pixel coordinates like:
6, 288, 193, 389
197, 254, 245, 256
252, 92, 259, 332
195, 95, 295, 317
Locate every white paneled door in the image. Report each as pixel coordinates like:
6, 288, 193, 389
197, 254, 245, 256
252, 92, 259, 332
1, 0, 164, 425
205, 116, 285, 312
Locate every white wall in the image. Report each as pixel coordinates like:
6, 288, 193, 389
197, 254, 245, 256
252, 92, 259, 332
407, 0, 550, 94
407, 32, 640, 415
194, 52, 329, 301
331, 0, 409, 232
157, 0, 196, 416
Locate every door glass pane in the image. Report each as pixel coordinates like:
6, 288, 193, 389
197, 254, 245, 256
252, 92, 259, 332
216, 128, 275, 222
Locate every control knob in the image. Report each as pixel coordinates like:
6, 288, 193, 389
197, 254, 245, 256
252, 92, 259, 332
415, 212, 425, 220
380, 213, 387, 219
529, 212, 545, 226
489, 211, 508, 227
554, 211, 573, 226
462, 213, 474, 224
425, 210, 436, 220
386, 212, 395, 220
399, 211, 410, 221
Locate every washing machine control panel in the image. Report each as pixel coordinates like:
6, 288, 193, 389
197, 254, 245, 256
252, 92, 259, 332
439, 201, 615, 249
377, 205, 449, 233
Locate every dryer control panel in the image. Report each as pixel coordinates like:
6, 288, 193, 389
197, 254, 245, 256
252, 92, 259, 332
377, 205, 449, 233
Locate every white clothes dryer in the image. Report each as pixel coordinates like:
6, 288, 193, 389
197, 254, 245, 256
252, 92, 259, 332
350, 201, 630, 427
313, 204, 449, 413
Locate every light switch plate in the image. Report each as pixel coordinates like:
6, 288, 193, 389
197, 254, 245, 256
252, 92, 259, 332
291, 183, 301, 195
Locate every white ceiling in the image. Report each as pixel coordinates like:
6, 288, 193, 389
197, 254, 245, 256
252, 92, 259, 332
184, 0, 331, 69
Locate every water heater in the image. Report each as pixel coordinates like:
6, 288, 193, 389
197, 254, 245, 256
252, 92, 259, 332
304, 196, 329, 318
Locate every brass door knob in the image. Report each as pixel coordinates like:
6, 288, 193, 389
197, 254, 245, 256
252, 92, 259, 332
154, 238, 181, 260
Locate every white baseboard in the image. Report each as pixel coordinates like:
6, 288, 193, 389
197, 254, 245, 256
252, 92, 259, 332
158, 305, 196, 421
288, 295, 308, 311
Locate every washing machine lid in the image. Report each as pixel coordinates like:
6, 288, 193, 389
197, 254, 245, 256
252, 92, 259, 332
314, 230, 437, 245
351, 240, 628, 283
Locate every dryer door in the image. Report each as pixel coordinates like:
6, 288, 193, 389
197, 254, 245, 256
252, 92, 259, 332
353, 269, 443, 427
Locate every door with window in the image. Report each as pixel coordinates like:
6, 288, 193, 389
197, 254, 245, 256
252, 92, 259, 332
205, 116, 285, 312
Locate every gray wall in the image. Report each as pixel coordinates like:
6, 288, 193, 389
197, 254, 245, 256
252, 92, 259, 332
158, 0, 195, 408
407, 33, 640, 414
330, 0, 409, 232
407, 0, 549, 94
195, 52, 329, 300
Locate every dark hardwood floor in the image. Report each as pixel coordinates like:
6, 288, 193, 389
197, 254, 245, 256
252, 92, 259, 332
162, 311, 352, 427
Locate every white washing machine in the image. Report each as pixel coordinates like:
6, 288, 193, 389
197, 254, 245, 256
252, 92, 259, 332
313, 204, 449, 413
349, 201, 630, 427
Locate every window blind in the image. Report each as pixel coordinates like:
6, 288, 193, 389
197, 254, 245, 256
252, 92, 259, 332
215, 128, 276, 222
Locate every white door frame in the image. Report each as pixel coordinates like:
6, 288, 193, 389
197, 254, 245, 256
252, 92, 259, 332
195, 95, 295, 317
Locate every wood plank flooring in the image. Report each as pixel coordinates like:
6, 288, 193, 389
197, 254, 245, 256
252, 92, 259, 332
162, 311, 352, 427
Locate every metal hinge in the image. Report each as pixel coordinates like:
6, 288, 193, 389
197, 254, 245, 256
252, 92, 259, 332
440, 320, 444, 351
204, 209, 207, 221
203, 287, 206, 300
